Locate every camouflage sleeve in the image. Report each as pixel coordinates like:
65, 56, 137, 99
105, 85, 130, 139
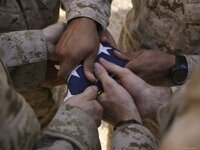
34, 104, 101, 150
0, 30, 54, 88
111, 124, 158, 150
0, 30, 49, 68
0, 59, 40, 150
61, 0, 112, 28
185, 55, 200, 77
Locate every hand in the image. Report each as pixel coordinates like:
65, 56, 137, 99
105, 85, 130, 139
99, 29, 117, 48
42, 23, 66, 88
98, 58, 172, 121
66, 86, 103, 127
42, 60, 64, 89
43, 22, 66, 45
94, 62, 141, 126
114, 50, 176, 84
55, 18, 100, 82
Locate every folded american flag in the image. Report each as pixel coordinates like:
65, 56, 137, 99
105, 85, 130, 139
64, 43, 128, 101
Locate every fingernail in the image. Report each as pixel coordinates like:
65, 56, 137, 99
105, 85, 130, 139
114, 50, 121, 54
86, 71, 97, 83
94, 62, 101, 70
91, 85, 98, 91
99, 58, 106, 62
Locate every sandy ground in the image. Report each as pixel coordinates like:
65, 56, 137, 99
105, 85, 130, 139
59, 1, 132, 149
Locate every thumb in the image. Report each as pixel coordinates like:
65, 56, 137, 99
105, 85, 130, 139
83, 50, 98, 82
80, 86, 98, 101
43, 22, 66, 44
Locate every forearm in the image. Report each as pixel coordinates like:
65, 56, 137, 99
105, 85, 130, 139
61, 0, 112, 28
111, 123, 158, 150
34, 105, 101, 150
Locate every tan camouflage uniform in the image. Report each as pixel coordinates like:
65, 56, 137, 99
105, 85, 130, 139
110, 62, 200, 150
1, 56, 156, 150
2, 54, 200, 150
117, 0, 200, 77
0, 0, 111, 128
0, 58, 101, 150
101, 0, 200, 139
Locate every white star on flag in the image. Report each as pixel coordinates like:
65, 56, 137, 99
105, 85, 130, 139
67, 65, 81, 82
64, 43, 127, 102
98, 44, 111, 55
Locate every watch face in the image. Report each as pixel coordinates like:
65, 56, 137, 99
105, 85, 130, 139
172, 69, 187, 85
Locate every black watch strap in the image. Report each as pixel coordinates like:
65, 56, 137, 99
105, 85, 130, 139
176, 55, 188, 67
169, 55, 188, 85
114, 119, 142, 131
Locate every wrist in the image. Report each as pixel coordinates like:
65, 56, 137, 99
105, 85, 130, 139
114, 119, 143, 131
167, 54, 176, 72
69, 17, 97, 30
118, 111, 142, 126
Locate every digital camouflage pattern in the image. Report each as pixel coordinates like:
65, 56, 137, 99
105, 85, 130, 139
2, 55, 200, 149
0, 0, 112, 149
0, 58, 101, 150
1, 0, 200, 149
117, 0, 200, 77
0, 0, 111, 128
0, 58, 40, 150
110, 61, 200, 150
159, 62, 200, 150
111, 123, 158, 150
0, 0, 110, 32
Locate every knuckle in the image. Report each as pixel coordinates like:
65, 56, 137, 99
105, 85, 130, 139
93, 101, 102, 113
122, 68, 132, 76
87, 87, 97, 95
98, 94, 107, 105
64, 54, 80, 66
96, 103, 103, 114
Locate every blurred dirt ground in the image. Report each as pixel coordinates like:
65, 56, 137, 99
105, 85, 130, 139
59, 0, 132, 149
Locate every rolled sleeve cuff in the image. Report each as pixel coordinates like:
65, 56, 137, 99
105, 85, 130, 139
44, 105, 101, 150
62, 0, 111, 29
0, 30, 48, 67
112, 124, 158, 150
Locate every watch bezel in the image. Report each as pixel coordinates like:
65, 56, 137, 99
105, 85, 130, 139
169, 55, 188, 85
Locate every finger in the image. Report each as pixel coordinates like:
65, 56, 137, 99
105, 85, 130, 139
57, 55, 80, 79
80, 86, 98, 101
125, 61, 138, 72
94, 62, 114, 85
83, 49, 98, 82
113, 50, 131, 61
43, 22, 66, 44
97, 93, 107, 105
98, 58, 131, 79
92, 100, 103, 127
100, 29, 117, 48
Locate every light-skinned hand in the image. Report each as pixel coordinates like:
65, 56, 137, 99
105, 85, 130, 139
98, 58, 172, 121
42, 22, 66, 88
94, 62, 141, 126
114, 50, 176, 84
66, 86, 103, 127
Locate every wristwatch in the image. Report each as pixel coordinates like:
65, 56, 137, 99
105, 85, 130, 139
169, 55, 188, 85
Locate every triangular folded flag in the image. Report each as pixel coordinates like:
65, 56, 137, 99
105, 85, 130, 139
64, 43, 127, 101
